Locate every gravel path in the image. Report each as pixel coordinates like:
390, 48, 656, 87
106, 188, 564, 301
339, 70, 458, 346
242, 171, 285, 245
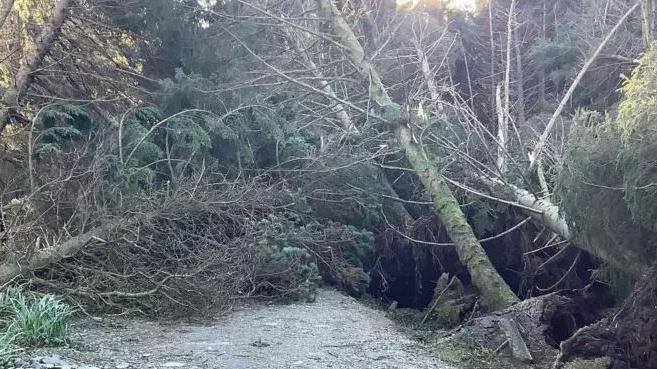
17, 289, 453, 369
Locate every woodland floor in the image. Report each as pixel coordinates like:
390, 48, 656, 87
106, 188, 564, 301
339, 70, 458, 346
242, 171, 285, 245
15, 289, 455, 369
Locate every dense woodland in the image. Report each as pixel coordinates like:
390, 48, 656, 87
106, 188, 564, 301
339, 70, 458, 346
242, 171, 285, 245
0, 0, 657, 368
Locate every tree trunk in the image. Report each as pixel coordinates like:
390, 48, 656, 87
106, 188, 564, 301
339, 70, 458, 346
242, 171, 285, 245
315, 0, 519, 310
489, 0, 496, 111
481, 177, 650, 273
0, 0, 15, 31
642, 0, 655, 47
537, 0, 547, 111
399, 126, 519, 310
0, 223, 115, 285
0, 0, 73, 136
413, 32, 446, 116
498, 0, 516, 174
514, 28, 526, 128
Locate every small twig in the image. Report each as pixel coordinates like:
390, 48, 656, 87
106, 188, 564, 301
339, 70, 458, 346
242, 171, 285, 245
494, 339, 510, 354
536, 250, 582, 292
420, 276, 456, 326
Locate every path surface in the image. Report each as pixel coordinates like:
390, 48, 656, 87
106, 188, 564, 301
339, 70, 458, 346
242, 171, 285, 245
18, 289, 453, 369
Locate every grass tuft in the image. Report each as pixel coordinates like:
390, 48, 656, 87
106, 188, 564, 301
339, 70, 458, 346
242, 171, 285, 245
9, 292, 75, 347
0, 331, 19, 369
0, 287, 75, 351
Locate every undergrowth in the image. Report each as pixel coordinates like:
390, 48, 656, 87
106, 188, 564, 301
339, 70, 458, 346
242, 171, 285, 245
0, 287, 74, 368
431, 333, 501, 369
0, 333, 18, 369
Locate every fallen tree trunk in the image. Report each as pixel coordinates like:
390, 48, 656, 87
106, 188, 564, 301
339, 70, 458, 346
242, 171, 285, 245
482, 177, 650, 272
315, 0, 518, 311
0, 222, 115, 285
485, 179, 570, 239
399, 127, 519, 310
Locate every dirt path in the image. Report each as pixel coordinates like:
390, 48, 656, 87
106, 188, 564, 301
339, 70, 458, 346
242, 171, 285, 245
18, 289, 453, 369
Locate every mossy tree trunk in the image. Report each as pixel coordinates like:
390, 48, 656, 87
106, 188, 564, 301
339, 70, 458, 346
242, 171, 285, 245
315, 0, 518, 310
398, 127, 519, 310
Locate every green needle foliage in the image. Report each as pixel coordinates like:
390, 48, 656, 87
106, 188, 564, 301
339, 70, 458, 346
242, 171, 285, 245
558, 49, 657, 281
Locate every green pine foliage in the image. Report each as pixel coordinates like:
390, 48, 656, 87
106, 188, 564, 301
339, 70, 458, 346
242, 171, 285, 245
157, 70, 315, 171
617, 49, 657, 233
255, 213, 375, 299
33, 105, 92, 160
558, 49, 657, 280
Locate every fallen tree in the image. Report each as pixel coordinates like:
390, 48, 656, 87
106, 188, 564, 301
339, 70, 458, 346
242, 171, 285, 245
0, 222, 118, 286
314, 0, 519, 311
1, 176, 377, 313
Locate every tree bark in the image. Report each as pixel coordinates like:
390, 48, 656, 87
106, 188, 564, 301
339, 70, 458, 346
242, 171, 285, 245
0, 0, 73, 136
498, 0, 516, 174
490, 179, 570, 239
413, 32, 446, 115
0, 223, 115, 285
642, 0, 655, 47
482, 177, 650, 273
489, 0, 496, 111
0, 0, 15, 31
399, 127, 519, 310
315, 0, 519, 310
514, 27, 526, 128
537, 0, 547, 111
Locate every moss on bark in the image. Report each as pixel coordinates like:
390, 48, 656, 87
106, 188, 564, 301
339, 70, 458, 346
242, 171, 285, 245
398, 126, 519, 310
314, 0, 518, 311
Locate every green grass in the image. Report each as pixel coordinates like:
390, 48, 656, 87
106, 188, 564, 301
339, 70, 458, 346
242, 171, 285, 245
0, 287, 74, 350
0, 332, 19, 369
0, 287, 20, 319
0, 287, 19, 368
9, 292, 75, 346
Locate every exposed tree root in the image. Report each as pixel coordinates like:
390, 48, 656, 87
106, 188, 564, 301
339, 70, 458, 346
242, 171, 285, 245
556, 261, 657, 369
440, 288, 606, 366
